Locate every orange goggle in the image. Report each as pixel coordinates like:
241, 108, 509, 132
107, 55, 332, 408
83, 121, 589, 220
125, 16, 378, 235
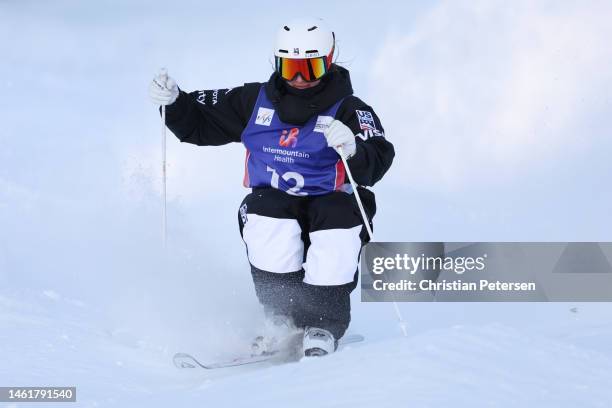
275, 54, 332, 82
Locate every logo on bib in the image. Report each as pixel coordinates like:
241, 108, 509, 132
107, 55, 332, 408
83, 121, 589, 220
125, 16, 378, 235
279, 128, 299, 148
255, 107, 274, 126
314, 115, 334, 133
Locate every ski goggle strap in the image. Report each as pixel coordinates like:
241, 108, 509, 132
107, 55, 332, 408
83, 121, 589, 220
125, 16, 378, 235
275, 47, 334, 82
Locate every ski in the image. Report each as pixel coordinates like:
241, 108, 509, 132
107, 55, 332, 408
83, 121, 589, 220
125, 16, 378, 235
173, 333, 364, 370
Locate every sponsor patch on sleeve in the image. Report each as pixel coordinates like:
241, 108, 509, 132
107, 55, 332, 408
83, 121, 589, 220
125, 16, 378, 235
196, 90, 207, 105
356, 110, 377, 130
357, 129, 385, 140
196, 89, 229, 106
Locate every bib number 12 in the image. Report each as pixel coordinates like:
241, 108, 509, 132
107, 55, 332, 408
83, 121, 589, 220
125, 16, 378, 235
266, 166, 307, 196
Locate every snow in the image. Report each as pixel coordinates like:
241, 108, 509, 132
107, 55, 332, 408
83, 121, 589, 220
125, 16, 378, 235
2, 1, 612, 407
1, 289, 611, 407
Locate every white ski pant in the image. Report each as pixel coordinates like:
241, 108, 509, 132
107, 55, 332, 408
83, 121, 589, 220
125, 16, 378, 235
237, 188, 374, 338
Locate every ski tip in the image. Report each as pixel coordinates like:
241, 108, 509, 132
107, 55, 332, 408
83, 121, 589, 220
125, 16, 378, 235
173, 352, 202, 369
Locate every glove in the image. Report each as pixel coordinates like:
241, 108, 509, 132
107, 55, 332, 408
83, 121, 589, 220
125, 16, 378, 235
149, 69, 179, 106
323, 119, 357, 159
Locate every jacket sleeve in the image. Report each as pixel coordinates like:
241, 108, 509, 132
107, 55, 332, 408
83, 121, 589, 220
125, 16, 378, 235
162, 83, 260, 146
335, 96, 395, 186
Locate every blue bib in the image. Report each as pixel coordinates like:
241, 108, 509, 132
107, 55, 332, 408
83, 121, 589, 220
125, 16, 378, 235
241, 86, 346, 196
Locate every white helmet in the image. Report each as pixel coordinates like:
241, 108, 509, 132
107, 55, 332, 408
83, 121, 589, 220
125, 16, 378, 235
274, 17, 335, 60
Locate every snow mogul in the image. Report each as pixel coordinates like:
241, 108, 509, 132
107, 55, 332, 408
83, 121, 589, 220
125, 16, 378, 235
149, 18, 394, 357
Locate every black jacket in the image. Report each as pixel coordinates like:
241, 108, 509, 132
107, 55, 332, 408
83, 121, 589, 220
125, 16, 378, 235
164, 65, 394, 186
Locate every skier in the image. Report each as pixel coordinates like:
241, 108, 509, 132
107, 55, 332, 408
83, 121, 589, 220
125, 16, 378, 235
149, 18, 394, 357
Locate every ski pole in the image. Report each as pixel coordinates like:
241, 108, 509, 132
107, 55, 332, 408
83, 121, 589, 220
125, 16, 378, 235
160, 68, 168, 249
337, 146, 408, 337
338, 147, 373, 240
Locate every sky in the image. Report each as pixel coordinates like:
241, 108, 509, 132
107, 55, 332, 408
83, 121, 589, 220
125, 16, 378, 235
1, 0, 611, 339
